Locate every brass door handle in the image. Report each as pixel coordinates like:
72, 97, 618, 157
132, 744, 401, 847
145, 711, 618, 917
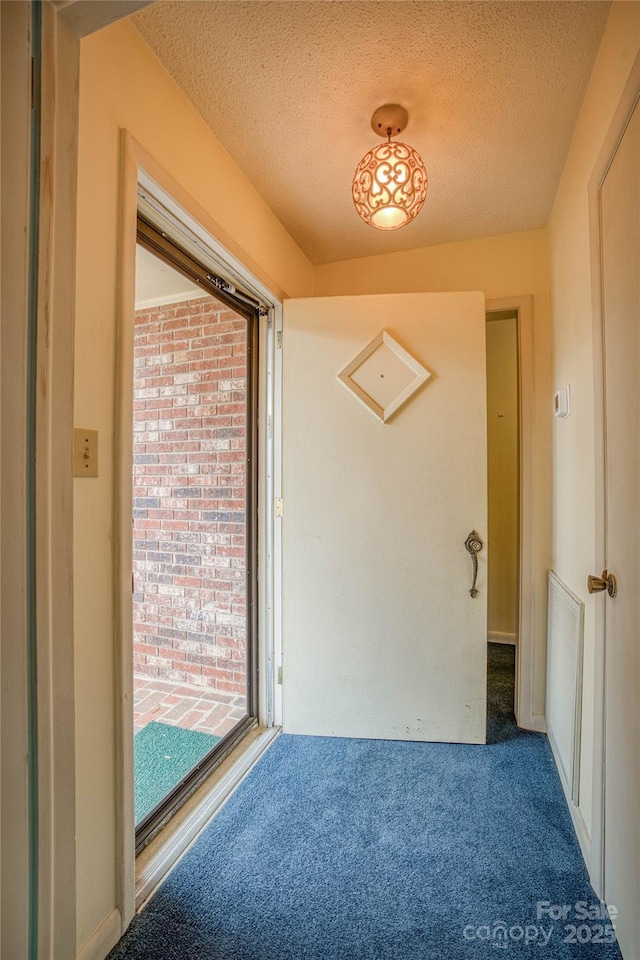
587, 570, 617, 598
464, 530, 483, 598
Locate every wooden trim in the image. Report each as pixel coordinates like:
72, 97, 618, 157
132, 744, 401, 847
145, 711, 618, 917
486, 296, 537, 731
1, 3, 33, 955
76, 907, 122, 960
337, 330, 431, 422
114, 130, 139, 932
115, 131, 283, 933
528, 714, 547, 734
35, 8, 79, 956
1, 7, 79, 955
548, 725, 592, 867
258, 304, 283, 729
54, 1, 153, 38
587, 50, 640, 899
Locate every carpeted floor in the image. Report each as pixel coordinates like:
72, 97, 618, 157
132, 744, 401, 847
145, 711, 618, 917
135, 721, 220, 824
486, 641, 519, 744
112, 646, 621, 959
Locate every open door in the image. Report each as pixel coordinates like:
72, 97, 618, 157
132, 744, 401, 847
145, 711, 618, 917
282, 293, 487, 743
597, 91, 640, 959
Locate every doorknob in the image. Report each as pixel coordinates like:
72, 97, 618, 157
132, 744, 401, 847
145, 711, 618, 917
587, 570, 617, 598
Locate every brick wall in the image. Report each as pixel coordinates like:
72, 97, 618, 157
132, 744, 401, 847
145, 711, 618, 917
132, 294, 248, 700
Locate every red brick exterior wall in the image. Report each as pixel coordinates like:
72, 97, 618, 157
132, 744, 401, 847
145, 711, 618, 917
132, 295, 248, 700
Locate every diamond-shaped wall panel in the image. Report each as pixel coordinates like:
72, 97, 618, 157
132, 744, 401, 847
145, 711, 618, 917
338, 330, 432, 422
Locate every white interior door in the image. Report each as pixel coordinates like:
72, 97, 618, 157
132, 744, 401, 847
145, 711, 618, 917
281, 293, 487, 743
600, 96, 640, 959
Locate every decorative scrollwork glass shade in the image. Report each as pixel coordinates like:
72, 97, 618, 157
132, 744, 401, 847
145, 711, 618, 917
352, 140, 428, 230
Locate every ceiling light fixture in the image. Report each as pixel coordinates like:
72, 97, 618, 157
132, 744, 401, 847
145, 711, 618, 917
352, 104, 428, 231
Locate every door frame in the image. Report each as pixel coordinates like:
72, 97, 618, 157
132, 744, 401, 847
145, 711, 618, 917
115, 132, 283, 931
485, 296, 538, 732
587, 50, 640, 900
131, 216, 261, 853
1, 5, 80, 957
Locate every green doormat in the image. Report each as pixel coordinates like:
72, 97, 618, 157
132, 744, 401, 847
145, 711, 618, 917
134, 721, 220, 824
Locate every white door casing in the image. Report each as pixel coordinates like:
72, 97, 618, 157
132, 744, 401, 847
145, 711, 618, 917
282, 293, 487, 743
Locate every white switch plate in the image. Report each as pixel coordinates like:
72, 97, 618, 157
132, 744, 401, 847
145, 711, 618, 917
74, 427, 98, 477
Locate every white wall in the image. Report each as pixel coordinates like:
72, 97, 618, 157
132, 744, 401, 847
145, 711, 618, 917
74, 19, 313, 953
486, 317, 519, 639
548, 0, 640, 839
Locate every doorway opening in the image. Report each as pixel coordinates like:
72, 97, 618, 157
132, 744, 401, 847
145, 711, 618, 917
132, 217, 258, 848
485, 309, 520, 739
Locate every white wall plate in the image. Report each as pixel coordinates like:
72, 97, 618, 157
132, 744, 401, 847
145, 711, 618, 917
338, 330, 432, 422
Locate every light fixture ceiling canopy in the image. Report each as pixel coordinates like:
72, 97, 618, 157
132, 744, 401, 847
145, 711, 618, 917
352, 103, 428, 232
370, 103, 409, 139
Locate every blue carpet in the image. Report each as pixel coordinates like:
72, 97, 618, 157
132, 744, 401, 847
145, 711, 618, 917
111, 648, 621, 959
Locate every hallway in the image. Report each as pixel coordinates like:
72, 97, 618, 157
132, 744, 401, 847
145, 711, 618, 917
108, 647, 619, 959
4, 5, 640, 958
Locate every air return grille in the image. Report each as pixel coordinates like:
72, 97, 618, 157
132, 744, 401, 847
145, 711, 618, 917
546, 570, 584, 804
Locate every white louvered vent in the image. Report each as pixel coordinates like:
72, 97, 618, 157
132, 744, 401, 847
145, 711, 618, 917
546, 571, 584, 804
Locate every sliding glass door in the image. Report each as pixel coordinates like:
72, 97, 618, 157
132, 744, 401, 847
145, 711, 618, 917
133, 218, 257, 846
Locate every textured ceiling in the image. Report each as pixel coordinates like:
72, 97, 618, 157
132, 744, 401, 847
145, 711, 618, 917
133, 1, 610, 265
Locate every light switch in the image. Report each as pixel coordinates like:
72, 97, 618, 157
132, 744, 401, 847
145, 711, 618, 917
74, 428, 98, 477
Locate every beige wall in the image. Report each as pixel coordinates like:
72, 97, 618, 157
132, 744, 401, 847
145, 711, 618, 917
74, 19, 313, 952
314, 228, 549, 301
548, 1, 640, 840
316, 229, 552, 728
486, 317, 519, 639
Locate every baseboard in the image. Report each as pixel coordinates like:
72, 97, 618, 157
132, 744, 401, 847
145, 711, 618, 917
77, 907, 122, 960
135, 726, 280, 910
488, 631, 517, 645
569, 802, 592, 871
547, 725, 592, 869
517, 711, 547, 733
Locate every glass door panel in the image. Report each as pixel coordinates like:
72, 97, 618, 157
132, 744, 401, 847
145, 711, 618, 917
133, 232, 256, 836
